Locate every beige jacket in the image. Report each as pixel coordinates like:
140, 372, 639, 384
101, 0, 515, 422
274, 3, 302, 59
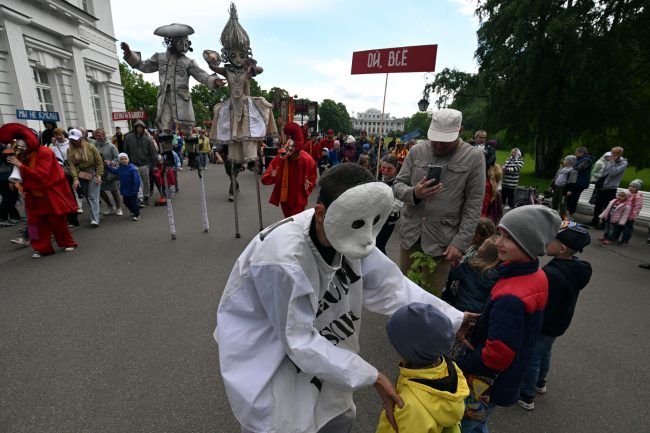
393, 140, 485, 256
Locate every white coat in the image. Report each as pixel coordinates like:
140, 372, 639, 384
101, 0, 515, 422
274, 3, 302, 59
216, 209, 464, 433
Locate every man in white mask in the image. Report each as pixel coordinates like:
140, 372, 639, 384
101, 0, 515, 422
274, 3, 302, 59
216, 163, 477, 433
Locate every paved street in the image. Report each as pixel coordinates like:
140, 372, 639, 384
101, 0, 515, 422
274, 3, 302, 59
1, 164, 648, 433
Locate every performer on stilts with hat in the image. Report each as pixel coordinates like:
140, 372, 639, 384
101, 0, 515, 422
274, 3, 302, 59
120, 23, 224, 239
205, 2, 278, 238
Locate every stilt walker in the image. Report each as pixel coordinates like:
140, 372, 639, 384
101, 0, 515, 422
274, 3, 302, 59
119, 22, 225, 239
254, 160, 264, 231
205, 3, 277, 238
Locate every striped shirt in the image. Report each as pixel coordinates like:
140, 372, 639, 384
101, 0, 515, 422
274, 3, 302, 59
502, 156, 524, 188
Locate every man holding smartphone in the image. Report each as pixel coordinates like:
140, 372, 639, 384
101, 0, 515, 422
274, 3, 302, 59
393, 109, 486, 294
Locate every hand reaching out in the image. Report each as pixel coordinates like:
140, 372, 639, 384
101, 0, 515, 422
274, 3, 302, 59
374, 372, 404, 432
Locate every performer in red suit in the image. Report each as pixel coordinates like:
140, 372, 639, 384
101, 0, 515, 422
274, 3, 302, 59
2, 123, 77, 258
319, 128, 336, 151
262, 123, 317, 217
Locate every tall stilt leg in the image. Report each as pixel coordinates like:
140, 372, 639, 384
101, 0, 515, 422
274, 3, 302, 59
164, 166, 177, 240
199, 167, 209, 233
255, 160, 264, 232
231, 163, 241, 238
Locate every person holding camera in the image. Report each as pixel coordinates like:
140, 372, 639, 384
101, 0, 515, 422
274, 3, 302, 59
66, 129, 104, 227
393, 109, 486, 294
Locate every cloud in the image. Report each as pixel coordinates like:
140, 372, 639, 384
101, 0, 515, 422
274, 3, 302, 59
447, 0, 479, 19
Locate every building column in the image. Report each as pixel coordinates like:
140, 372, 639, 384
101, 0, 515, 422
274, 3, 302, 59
0, 6, 40, 128
63, 36, 93, 128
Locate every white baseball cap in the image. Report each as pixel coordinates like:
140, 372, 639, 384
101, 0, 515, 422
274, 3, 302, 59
427, 109, 462, 142
68, 128, 83, 140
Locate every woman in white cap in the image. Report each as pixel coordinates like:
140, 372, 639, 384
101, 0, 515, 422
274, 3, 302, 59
66, 128, 104, 227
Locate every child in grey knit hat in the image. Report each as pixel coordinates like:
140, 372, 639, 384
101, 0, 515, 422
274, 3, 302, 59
376, 302, 469, 433
456, 205, 561, 431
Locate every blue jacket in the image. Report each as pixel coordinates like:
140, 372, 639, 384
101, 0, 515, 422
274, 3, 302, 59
574, 154, 593, 190
105, 163, 141, 196
329, 148, 340, 166
456, 260, 547, 406
448, 262, 499, 313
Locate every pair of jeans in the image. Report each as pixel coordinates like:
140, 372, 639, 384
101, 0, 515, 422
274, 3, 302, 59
501, 186, 515, 208
199, 152, 208, 169
621, 219, 635, 243
604, 219, 624, 241
461, 403, 496, 433
122, 195, 139, 217
521, 333, 556, 398
83, 178, 101, 223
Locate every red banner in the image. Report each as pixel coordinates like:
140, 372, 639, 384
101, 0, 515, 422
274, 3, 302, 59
351, 44, 437, 75
111, 111, 148, 121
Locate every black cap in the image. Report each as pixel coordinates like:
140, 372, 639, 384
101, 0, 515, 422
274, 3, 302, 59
556, 221, 591, 252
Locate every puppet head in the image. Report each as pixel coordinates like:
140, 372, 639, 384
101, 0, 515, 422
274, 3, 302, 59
281, 122, 305, 157
155, 23, 195, 54
0, 123, 40, 157
220, 3, 253, 66
318, 164, 394, 259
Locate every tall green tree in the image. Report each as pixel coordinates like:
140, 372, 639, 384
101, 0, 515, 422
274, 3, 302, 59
403, 111, 431, 135
119, 62, 158, 128
318, 99, 352, 134
474, 0, 650, 175
190, 84, 229, 127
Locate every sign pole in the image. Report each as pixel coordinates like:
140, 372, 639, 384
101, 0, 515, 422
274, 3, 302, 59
376, 73, 389, 179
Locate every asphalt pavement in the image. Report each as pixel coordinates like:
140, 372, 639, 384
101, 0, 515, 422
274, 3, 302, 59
1, 164, 648, 433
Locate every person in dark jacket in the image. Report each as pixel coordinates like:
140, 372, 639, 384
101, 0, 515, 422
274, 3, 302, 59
565, 146, 593, 216
40, 121, 58, 147
104, 153, 142, 220
123, 120, 157, 206
518, 221, 592, 410
447, 235, 500, 313
457, 206, 561, 433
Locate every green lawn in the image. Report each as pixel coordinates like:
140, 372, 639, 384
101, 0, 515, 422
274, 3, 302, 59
496, 150, 650, 190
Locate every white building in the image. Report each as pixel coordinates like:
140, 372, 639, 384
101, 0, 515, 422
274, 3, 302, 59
0, 0, 127, 132
351, 108, 405, 135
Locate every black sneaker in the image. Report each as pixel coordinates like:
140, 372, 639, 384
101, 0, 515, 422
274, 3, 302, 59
517, 394, 535, 410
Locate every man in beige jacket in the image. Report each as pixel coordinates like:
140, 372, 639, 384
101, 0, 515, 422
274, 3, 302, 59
393, 109, 485, 293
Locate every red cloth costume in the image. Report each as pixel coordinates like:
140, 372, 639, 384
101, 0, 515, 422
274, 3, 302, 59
306, 139, 322, 161
262, 123, 317, 217
0, 123, 77, 255
319, 129, 335, 151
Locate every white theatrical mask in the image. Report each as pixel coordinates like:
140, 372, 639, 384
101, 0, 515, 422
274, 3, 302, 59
323, 182, 394, 259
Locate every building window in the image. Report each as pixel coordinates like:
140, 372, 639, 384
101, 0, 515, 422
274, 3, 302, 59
81, 0, 89, 12
89, 82, 104, 128
33, 69, 55, 113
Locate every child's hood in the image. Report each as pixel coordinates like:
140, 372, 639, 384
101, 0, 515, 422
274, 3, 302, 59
394, 360, 469, 425
546, 257, 592, 292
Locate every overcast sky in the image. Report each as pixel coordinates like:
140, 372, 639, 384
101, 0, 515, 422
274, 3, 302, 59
110, 0, 479, 119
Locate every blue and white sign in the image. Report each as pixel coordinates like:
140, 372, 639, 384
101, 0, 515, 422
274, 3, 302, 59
16, 109, 60, 122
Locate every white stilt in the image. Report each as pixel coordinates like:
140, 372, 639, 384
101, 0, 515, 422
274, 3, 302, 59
254, 159, 264, 231
199, 167, 209, 233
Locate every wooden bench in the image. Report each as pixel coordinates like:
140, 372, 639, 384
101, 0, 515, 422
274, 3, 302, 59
576, 184, 650, 224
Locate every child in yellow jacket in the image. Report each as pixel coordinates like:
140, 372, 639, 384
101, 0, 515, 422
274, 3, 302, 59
376, 303, 469, 433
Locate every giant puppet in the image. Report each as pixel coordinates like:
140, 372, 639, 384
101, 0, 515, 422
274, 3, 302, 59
120, 24, 224, 239
204, 3, 278, 238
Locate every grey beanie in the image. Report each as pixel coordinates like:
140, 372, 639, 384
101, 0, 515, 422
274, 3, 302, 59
386, 303, 455, 368
498, 205, 562, 259
630, 179, 643, 190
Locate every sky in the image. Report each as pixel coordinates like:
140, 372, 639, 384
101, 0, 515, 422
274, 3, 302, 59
110, 0, 479, 119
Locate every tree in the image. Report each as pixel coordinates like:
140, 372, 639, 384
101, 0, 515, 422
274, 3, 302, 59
474, 0, 650, 175
190, 84, 229, 127
403, 111, 431, 135
318, 99, 352, 134
119, 62, 158, 128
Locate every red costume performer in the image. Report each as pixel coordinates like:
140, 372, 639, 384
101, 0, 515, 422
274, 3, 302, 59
262, 123, 317, 217
0, 123, 77, 256
319, 128, 336, 150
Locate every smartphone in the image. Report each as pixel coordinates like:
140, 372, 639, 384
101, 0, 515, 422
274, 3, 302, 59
427, 165, 443, 185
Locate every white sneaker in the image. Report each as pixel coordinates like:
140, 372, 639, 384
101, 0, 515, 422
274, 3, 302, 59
103, 207, 116, 215
115, 208, 123, 216
64, 247, 75, 252
90, 220, 99, 227
77, 208, 84, 214
132, 216, 140, 221
10, 237, 29, 247
31, 252, 42, 259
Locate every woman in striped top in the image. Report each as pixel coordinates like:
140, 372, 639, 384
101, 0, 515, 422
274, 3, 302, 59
502, 148, 524, 208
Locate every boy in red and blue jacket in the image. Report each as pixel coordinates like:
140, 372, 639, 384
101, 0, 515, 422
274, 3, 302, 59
457, 206, 561, 433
